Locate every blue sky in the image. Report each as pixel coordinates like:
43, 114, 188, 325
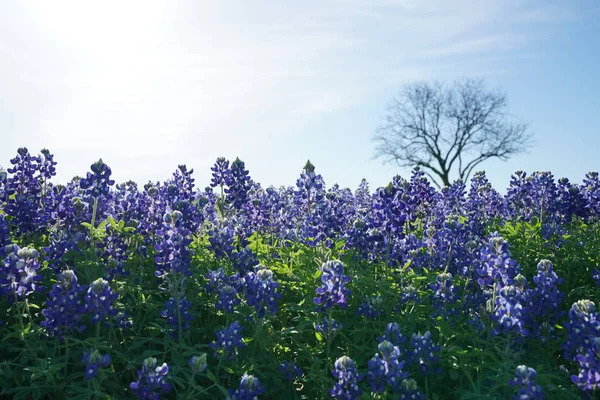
1, 1, 599, 192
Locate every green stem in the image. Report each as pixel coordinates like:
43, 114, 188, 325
14, 294, 24, 340
64, 336, 70, 378
91, 197, 98, 229
175, 280, 183, 344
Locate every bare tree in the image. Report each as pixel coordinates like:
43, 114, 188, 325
373, 79, 532, 187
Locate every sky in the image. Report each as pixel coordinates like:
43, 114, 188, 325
1, 0, 599, 192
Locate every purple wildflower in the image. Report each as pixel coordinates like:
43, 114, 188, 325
314, 260, 351, 312
330, 356, 363, 400
82, 350, 111, 380
227, 373, 266, 400
130, 358, 172, 400
510, 365, 544, 399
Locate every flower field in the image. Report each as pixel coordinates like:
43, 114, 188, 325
2, 148, 600, 399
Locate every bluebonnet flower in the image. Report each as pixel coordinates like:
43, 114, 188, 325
101, 227, 130, 280
563, 300, 600, 361
330, 356, 363, 400
555, 177, 587, 223
510, 365, 544, 399
314, 260, 351, 312
227, 373, 266, 400
39, 148, 58, 180
154, 210, 193, 278
316, 317, 343, 338
79, 159, 115, 198
40, 269, 86, 338
526, 260, 563, 339
477, 234, 521, 288
115, 311, 133, 329
0, 245, 44, 302
466, 171, 504, 233
491, 283, 528, 337
367, 340, 408, 393
82, 350, 111, 380
571, 338, 600, 392
208, 221, 235, 259
296, 160, 323, 191
593, 269, 600, 286
205, 268, 226, 294
130, 357, 172, 400
430, 272, 459, 318
582, 172, 600, 221
356, 295, 384, 318
161, 296, 193, 333
0, 166, 7, 205
210, 157, 231, 189
408, 331, 441, 375
43, 229, 81, 273
231, 247, 259, 274
225, 158, 252, 210
378, 322, 407, 348
189, 354, 207, 374
216, 284, 240, 313
5, 148, 45, 235
211, 321, 245, 359
366, 181, 408, 265
279, 361, 303, 381
244, 266, 281, 317
0, 215, 10, 249
163, 165, 204, 233
84, 278, 118, 324
296, 160, 325, 208
397, 285, 420, 308
398, 378, 426, 400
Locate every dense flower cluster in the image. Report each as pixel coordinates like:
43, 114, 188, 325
378, 322, 407, 348
79, 159, 115, 198
227, 373, 265, 400
526, 260, 563, 338
356, 294, 384, 318
0, 245, 44, 302
243, 266, 281, 317
130, 357, 172, 400
408, 331, 441, 375
4, 148, 600, 398
84, 278, 119, 324
314, 260, 351, 311
398, 378, 426, 400
82, 350, 111, 380
430, 272, 458, 318
211, 320, 245, 359
367, 340, 408, 393
225, 158, 252, 210
40, 269, 86, 338
564, 300, 600, 361
316, 316, 343, 338
330, 356, 363, 400
189, 354, 207, 374
509, 365, 544, 399
161, 296, 193, 333
154, 210, 192, 278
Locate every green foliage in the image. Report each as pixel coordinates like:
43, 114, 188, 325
0, 214, 597, 399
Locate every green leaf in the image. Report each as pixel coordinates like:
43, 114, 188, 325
315, 331, 323, 342
449, 369, 460, 380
